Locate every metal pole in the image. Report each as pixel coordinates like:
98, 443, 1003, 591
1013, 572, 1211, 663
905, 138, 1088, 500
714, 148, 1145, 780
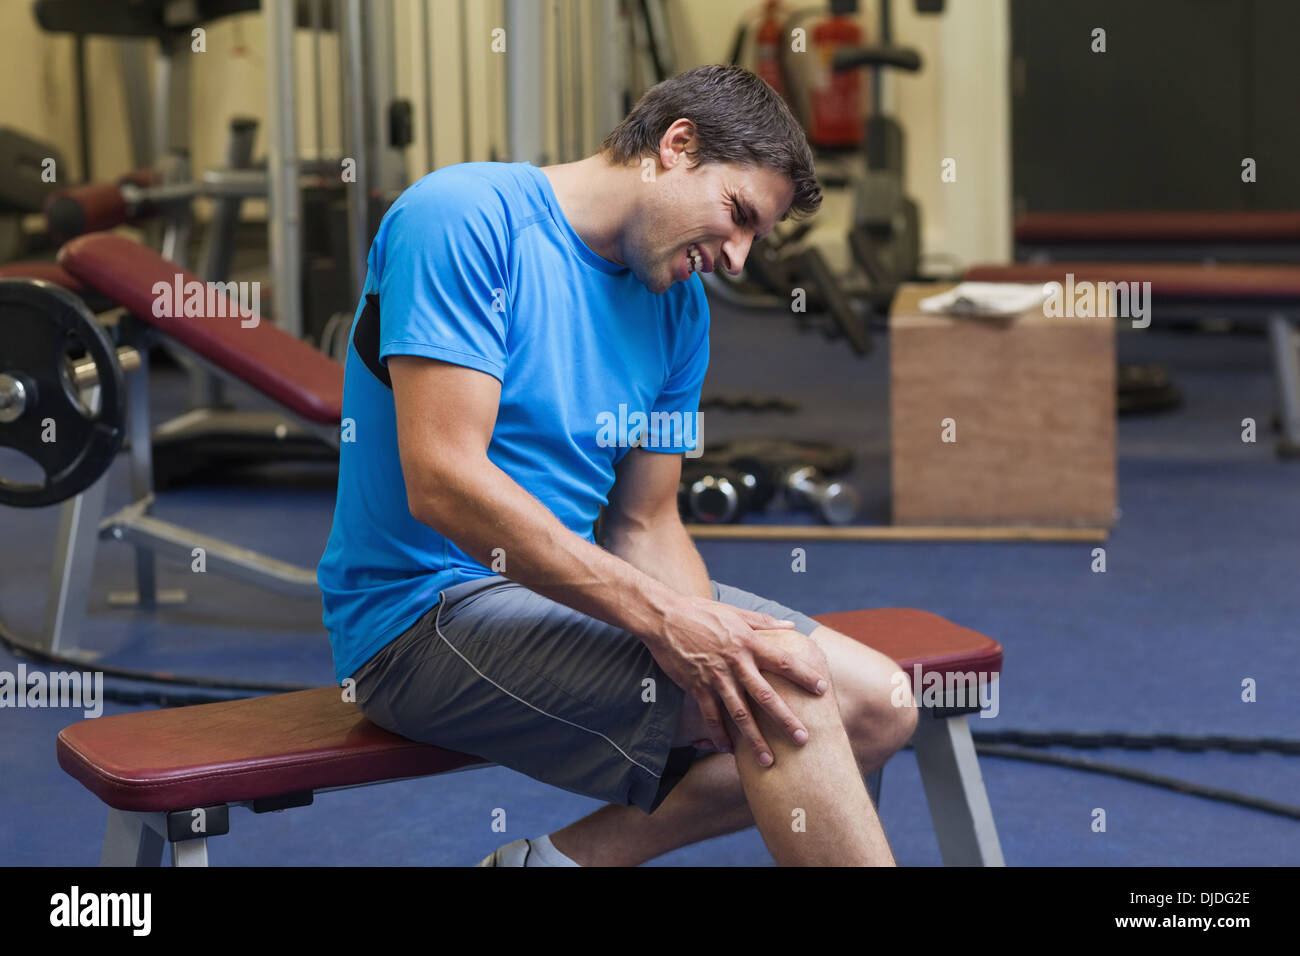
368, 0, 404, 192
341, 0, 371, 301
127, 344, 157, 606
1269, 314, 1300, 450
151, 40, 173, 166
158, 151, 191, 268
505, 0, 545, 164
195, 118, 258, 409
265, 0, 304, 337
74, 33, 91, 181
460, 0, 472, 162
115, 39, 153, 170
592, 0, 625, 143
201, 119, 258, 282
421, 0, 435, 171
487, 0, 501, 162
311, 0, 325, 164
570, 0, 584, 156
336, 0, 348, 170
41, 478, 108, 655
553, 0, 567, 162
874, 0, 892, 115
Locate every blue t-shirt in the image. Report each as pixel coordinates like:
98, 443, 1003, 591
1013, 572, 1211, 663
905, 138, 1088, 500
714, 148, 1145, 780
318, 162, 710, 683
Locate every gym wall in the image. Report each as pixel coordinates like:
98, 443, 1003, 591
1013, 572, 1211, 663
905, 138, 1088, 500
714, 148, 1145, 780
0, 0, 1014, 268
1010, 0, 1300, 212
0, 2, 136, 183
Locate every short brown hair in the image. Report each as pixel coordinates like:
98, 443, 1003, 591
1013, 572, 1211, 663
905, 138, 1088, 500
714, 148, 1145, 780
600, 65, 822, 221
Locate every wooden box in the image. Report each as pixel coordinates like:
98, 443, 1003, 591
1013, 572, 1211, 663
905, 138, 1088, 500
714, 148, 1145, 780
890, 283, 1116, 528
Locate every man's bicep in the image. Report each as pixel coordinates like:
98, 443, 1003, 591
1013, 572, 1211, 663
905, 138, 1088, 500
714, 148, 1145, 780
606, 447, 684, 528
388, 355, 501, 513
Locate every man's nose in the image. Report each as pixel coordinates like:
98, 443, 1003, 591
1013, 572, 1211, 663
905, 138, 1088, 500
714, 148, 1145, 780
720, 232, 754, 276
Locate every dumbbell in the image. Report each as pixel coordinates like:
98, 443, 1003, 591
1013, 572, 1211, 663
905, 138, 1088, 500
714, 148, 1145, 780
678, 460, 860, 525
679, 464, 771, 524
781, 465, 860, 525
733, 455, 858, 525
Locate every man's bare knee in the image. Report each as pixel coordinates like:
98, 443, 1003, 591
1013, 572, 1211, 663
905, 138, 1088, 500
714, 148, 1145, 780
841, 665, 920, 768
753, 629, 832, 693
748, 630, 846, 741
672, 631, 836, 749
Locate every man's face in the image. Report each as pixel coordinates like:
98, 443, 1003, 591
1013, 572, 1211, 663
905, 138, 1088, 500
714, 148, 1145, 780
624, 159, 795, 295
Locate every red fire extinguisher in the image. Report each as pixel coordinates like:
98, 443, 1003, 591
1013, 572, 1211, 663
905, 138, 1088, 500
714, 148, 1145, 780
754, 0, 787, 96
809, 0, 866, 149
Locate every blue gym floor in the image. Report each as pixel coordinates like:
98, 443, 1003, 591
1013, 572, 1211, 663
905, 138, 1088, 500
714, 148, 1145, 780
2, 299, 1298, 866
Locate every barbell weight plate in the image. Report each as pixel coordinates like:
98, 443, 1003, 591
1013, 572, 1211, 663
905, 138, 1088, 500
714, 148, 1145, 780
0, 279, 126, 508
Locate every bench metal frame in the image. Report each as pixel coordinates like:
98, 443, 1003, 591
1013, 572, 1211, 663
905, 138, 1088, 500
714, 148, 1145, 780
39, 315, 339, 657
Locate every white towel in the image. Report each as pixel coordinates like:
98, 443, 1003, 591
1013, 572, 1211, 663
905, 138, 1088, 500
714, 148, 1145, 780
918, 282, 1052, 318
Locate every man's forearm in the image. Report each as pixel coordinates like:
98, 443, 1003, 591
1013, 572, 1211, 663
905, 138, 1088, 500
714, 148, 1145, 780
414, 457, 683, 641
603, 512, 713, 600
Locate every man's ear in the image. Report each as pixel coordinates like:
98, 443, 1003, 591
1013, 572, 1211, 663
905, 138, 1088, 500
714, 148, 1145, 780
658, 118, 698, 170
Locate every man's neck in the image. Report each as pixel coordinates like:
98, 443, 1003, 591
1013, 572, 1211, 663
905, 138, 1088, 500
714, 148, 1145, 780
539, 155, 634, 267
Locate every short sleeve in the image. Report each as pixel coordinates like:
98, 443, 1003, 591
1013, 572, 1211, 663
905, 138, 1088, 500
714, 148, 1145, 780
645, 280, 710, 454
376, 175, 512, 382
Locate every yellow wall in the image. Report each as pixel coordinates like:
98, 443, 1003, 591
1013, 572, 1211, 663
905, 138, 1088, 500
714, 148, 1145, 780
0, 3, 135, 185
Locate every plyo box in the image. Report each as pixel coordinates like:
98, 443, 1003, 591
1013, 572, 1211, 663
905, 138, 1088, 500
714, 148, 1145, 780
889, 283, 1116, 528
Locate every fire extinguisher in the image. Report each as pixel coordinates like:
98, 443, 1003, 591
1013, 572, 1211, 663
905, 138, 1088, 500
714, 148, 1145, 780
754, 0, 786, 96
809, 0, 866, 149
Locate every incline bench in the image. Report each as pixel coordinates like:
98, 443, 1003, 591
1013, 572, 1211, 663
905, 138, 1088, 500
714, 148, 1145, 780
964, 260, 1300, 456
57, 608, 1005, 867
6, 233, 344, 656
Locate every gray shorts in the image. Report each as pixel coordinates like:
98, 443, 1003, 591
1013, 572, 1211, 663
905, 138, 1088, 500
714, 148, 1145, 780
351, 575, 820, 814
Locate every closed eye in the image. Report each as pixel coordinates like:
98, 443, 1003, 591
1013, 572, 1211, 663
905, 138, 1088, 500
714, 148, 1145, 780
730, 196, 748, 226
730, 194, 765, 238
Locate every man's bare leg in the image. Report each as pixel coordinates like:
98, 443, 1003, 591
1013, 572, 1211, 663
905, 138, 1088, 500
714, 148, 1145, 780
550, 752, 755, 866
717, 663, 893, 865
551, 627, 908, 866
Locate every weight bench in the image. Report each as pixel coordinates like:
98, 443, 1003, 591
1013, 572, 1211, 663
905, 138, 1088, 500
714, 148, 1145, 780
2, 233, 344, 656
1013, 210, 1300, 265
963, 261, 1300, 456
57, 607, 1005, 867
0, 260, 114, 313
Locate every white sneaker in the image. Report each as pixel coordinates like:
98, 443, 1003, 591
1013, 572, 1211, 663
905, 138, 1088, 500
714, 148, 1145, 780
475, 838, 534, 867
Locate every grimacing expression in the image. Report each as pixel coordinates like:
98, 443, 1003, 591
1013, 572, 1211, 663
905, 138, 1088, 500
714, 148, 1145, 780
625, 160, 795, 295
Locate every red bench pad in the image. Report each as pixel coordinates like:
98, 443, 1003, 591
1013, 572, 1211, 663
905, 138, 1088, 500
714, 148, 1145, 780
964, 261, 1300, 301
57, 686, 489, 813
0, 261, 89, 291
57, 233, 343, 425
812, 608, 1001, 678
57, 609, 1002, 813
1015, 210, 1300, 244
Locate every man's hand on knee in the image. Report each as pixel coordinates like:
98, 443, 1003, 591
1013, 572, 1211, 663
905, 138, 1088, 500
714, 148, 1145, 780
645, 597, 829, 768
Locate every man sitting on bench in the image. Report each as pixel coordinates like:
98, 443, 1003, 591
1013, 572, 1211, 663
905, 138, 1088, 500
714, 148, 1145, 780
317, 65, 918, 867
